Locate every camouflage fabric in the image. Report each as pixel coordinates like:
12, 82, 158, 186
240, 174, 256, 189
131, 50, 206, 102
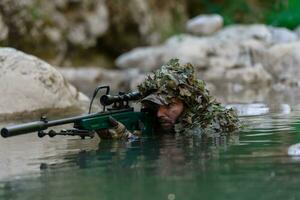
138, 59, 240, 136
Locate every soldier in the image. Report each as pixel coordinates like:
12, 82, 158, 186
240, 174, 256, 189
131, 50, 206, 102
97, 59, 239, 140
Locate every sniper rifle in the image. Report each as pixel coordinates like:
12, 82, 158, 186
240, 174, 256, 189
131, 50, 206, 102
1, 86, 155, 139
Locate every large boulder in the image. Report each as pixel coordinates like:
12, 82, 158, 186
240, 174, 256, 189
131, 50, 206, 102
115, 25, 275, 71
215, 24, 298, 44
116, 34, 213, 71
115, 24, 300, 89
0, 48, 89, 120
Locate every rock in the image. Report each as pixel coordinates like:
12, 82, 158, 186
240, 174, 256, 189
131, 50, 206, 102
224, 63, 272, 85
215, 24, 272, 44
226, 103, 269, 116
106, 0, 188, 46
203, 63, 272, 88
115, 46, 166, 71
186, 14, 223, 36
67, 1, 109, 47
129, 73, 147, 91
86, 2, 109, 37
279, 104, 291, 114
116, 24, 300, 92
0, 0, 109, 65
59, 67, 142, 95
116, 33, 268, 75
116, 29, 272, 71
116, 34, 213, 71
263, 42, 300, 84
0, 48, 89, 120
268, 26, 298, 43
128, 0, 155, 42
216, 24, 298, 45
213, 85, 271, 104
288, 143, 300, 156
164, 35, 212, 69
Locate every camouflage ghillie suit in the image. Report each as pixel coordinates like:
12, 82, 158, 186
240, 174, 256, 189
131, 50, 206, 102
138, 59, 240, 136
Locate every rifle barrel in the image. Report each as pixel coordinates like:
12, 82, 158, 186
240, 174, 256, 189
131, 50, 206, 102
1, 109, 132, 138
1, 121, 47, 138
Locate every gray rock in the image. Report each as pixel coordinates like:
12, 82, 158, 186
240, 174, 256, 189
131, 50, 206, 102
205, 63, 272, 86
59, 67, 142, 95
116, 33, 268, 76
215, 24, 272, 43
216, 24, 298, 44
263, 42, 300, 84
224, 63, 272, 85
164, 34, 212, 69
226, 103, 269, 116
116, 24, 300, 91
116, 34, 213, 70
0, 0, 109, 49
129, 73, 147, 91
67, 0, 109, 47
186, 14, 223, 36
0, 48, 89, 120
128, 0, 155, 43
288, 143, 300, 156
115, 46, 166, 71
279, 104, 291, 114
268, 26, 298, 43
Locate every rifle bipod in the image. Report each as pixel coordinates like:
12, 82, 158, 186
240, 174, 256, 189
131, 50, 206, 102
38, 128, 95, 139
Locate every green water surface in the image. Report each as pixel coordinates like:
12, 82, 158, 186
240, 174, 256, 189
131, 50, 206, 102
1, 107, 300, 200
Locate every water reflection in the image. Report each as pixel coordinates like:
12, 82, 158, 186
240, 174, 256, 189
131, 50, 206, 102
0, 132, 241, 200
2, 105, 300, 199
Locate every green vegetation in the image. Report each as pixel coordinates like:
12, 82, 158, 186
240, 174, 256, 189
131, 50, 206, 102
266, 0, 300, 29
187, 0, 300, 29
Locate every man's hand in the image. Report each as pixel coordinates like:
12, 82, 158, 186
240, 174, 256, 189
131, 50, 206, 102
96, 116, 138, 140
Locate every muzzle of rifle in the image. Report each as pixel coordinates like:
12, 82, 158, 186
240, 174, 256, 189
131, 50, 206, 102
1, 121, 47, 138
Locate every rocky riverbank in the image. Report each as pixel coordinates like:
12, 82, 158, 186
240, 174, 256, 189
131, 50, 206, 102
2, 14, 300, 118
60, 19, 300, 105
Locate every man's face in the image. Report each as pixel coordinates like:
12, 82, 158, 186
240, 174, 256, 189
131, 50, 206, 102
155, 98, 184, 131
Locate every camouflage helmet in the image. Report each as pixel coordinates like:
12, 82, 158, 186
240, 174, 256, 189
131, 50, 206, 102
138, 58, 211, 108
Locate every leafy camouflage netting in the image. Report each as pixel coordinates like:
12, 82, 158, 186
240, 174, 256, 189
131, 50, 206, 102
138, 59, 240, 136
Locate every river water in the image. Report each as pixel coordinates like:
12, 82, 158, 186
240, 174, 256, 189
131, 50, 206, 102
1, 96, 300, 199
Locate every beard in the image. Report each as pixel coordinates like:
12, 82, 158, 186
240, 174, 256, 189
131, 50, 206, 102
157, 117, 175, 132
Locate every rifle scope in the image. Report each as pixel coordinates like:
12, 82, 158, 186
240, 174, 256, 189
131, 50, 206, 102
100, 92, 141, 106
